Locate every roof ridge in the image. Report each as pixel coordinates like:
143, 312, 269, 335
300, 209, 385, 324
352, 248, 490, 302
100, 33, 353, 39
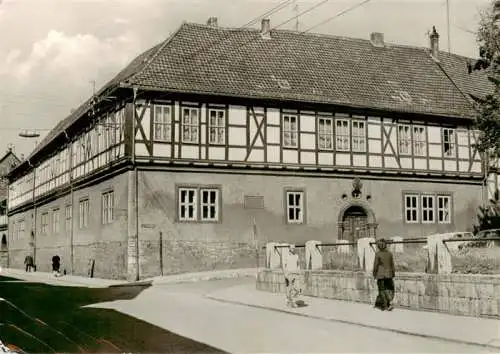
181, 22, 478, 59
124, 22, 188, 87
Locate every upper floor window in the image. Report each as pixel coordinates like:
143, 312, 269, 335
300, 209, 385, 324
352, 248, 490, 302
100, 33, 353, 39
153, 105, 172, 142
285, 190, 305, 224
54, 156, 61, 177
208, 109, 226, 145
110, 111, 120, 145
351, 120, 366, 152
335, 119, 350, 151
413, 126, 426, 156
78, 138, 85, 163
318, 117, 334, 150
442, 128, 455, 157
102, 191, 114, 225
60, 150, 68, 173
282, 114, 298, 148
398, 125, 411, 155
182, 107, 199, 143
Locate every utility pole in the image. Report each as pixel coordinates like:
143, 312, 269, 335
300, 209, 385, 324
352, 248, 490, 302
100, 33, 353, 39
293, 0, 299, 31
446, 0, 451, 53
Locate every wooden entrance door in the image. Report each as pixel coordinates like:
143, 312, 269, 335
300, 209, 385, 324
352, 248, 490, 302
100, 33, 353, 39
341, 206, 368, 242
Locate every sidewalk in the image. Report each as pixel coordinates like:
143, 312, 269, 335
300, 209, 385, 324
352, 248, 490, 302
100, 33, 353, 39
0, 267, 258, 288
146, 268, 258, 286
206, 284, 500, 350
0, 268, 123, 288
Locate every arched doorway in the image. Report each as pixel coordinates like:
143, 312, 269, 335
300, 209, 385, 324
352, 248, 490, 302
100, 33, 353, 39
338, 203, 377, 241
341, 206, 367, 242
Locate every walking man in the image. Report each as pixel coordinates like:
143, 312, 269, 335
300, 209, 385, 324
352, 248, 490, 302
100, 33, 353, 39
24, 255, 35, 272
52, 255, 61, 277
283, 244, 301, 308
373, 238, 395, 311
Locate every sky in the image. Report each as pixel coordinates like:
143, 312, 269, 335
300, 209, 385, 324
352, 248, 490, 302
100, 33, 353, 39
0, 0, 494, 159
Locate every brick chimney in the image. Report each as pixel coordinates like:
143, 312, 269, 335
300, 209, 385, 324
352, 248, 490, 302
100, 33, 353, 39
261, 18, 271, 39
429, 26, 439, 60
370, 32, 384, 47
207, 17, 218, 27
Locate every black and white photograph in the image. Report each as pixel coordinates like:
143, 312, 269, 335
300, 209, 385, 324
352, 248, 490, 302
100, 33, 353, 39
0, 0, 500, 352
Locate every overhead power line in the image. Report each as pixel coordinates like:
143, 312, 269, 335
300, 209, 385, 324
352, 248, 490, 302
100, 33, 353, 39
240, 0, 294, 28
197, 0, 333, 68
184, 0, 294, 62
302, 0, 373, 33
273, 0, 330, 30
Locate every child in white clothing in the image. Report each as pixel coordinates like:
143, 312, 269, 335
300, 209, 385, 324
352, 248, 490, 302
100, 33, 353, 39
283, 245, 301, 307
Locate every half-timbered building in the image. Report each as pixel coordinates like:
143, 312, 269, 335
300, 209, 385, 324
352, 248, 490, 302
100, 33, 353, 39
0, 149, 20, 267
5, 19, 494, 280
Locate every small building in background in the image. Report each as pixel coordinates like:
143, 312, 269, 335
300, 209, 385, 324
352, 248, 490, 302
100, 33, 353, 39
0, 148, 20, 267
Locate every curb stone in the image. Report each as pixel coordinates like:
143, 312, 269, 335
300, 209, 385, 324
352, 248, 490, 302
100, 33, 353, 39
1, 268, 258, 288
205, 294, 500, 351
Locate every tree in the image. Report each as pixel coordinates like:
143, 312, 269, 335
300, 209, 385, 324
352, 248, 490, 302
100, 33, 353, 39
473, 1, 500, 155
473, 188, 500, 234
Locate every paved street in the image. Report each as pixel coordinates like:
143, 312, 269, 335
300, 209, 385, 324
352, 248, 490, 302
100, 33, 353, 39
89, 278, 497, 353
0, 275, 222, 353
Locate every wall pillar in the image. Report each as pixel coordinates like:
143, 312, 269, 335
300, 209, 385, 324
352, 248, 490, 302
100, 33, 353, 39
427, 233, 452, 274
305, 240, 322, 270
266, 242, 281, 269
127, 169, 139, 281
357, 237, 375, 273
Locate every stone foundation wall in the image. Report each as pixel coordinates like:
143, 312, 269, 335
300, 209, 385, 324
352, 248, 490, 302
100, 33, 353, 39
8, 242, 127, 279
257, 269, 500, 318
73, 242, 127, 280
0, 250, 7, 268
139, 239, 266, 278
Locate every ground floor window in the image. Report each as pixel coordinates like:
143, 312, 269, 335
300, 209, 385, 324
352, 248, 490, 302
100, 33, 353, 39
177, 186, 221, 222
437, 196, 451, 224
65, 205, 72, 232
285, 190, 305, 224
403, 192, 452, 224
102, 191, 114, 225
41, 212, 48, 235
79, 198, 89, 229
52, 208, 60, 233
404, 194, 419, 223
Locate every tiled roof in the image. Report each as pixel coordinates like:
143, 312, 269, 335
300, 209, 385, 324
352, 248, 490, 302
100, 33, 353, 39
0, 150, 20, 176
17, 22, 495, 171
124, 23, 494, 118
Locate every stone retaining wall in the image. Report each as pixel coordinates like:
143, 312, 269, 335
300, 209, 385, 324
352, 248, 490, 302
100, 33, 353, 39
257, 269, 500, 318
